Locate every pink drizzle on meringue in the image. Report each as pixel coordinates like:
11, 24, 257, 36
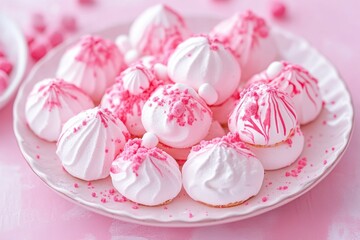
229, 83, 297, 145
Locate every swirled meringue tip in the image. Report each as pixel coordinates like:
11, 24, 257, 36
56, 107, 130, 181
101, 64, 164, 137
264, 61, 322, 125
167, 35, 241, 105
210, 10, 278, 82
25, 78, 94, 142
183, 133, 264, 207
228, 82, 298, 146
110, 138, 182, 206
141, 83, 213, 148
56, 35, 125, 103
118, 64, 156, 95
129, 4, 190, 59
248, 126, 304, 170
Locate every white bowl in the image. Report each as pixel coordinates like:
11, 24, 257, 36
0, 13, 27, 109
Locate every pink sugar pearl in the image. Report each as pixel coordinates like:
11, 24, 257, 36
0, 58, 13, 75
271, 1, 287, 18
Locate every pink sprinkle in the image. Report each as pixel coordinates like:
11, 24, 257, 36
333, 114, 337, 118
36, 145, 40, 149
189, 213, 194, 218
88, 182, 92, 186
48, 31, 64, 47
105, 148, 109, 153
109, 188, 115, 195
25, 34, 35, 46
0, 58, 13, 75
78, 0, 95, 6
323, 160, 328, 165
262, 197, 268, 202
91, 192, 97, 197
132, 205, 139, 209
74, 183, 79, 188
270, 1, 287, 19
322, 120, 327, 125
32, 13, 47, 33
164, 206, 168, 210
101, 198, 107, 203
332, 147, 335, 151
30, 42, 48, 61
114, 195, 127, 202
36, 154, 40, 159
61, 15, 78, 32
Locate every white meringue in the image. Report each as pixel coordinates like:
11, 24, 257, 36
57, 107, 130, 181
129, 4, 190, 59
167, 36, 241, 105
182, 133, 264, 207
101, 64, 163, 136
56, 35, 125, 103
110, 138, 182, 206
229, 83, 298, 146
157, 120, 226, 161
141, 83, 213, 148
210, 10, 278, 82
248, 127, 304, 170
25, 78, 94, 142
211, 89, 241, 125
267, 62, 322, 125
121, 65, 152, 95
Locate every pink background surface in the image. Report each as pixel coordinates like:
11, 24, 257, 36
0, 0, 359, 239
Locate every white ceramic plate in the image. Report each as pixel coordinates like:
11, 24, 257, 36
0, 13, 27, 109
13, 17, 354, 227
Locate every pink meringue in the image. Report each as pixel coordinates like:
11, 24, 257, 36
250, 61, 323, 124
101, 64, 163, 136
182, 133, 264, 207
141, 83, 213, 148
167, 36, 241, 105
110, 138, 182, 206
56, 35, 125, 102
25, 78, 94, 142
57, 107, 130, 181
128, 4, 190, 62
228, 83, 297, 146
210, 10, 278, 82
